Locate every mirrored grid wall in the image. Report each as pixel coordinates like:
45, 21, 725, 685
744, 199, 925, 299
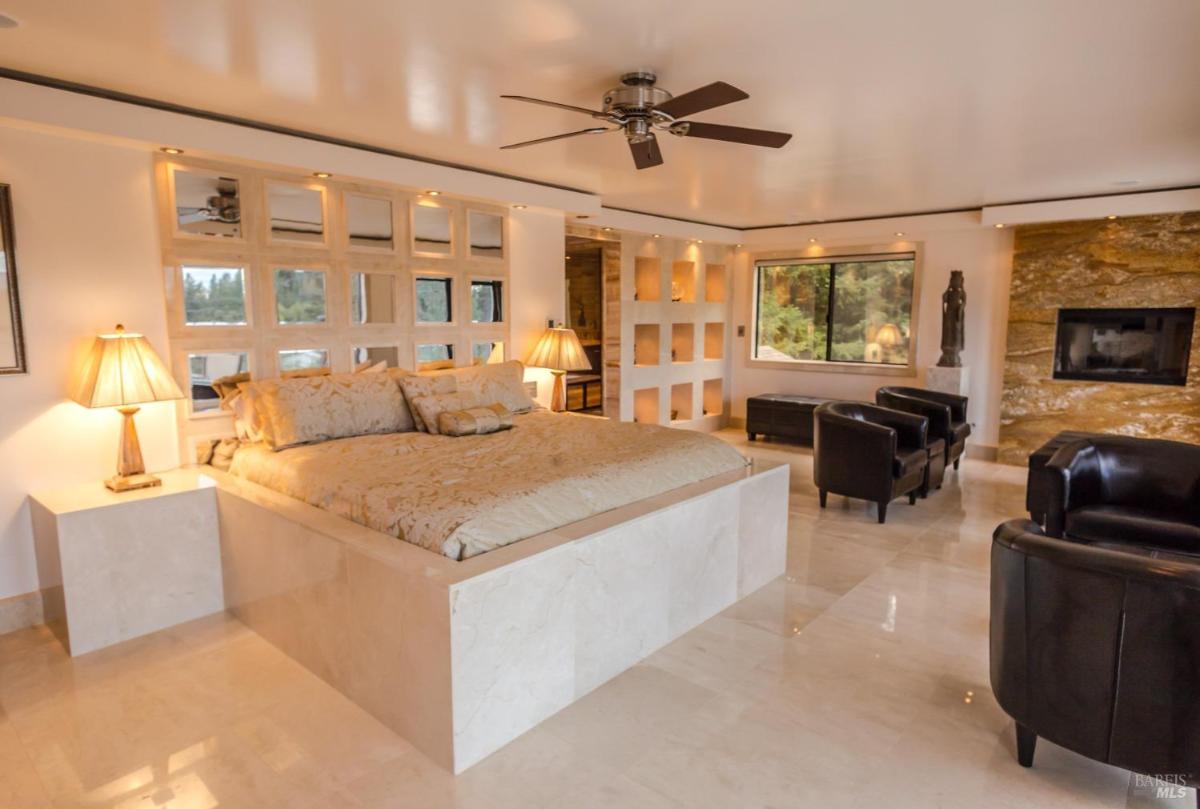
156, 156, 510, 448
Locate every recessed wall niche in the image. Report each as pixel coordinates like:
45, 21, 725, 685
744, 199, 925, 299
635, 257, 661, 301
671, 261, 695, 302
634, 387, 660, 424
634, 324, 661, 366
670, 382, 693, 422
671, 323, 695, 363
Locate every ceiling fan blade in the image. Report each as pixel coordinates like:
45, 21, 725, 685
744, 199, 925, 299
674, 121, 792, 148
500, 94, 608, 119
654, 81, 748, 119
629, 135, 664, 170
500, 127, 610, 149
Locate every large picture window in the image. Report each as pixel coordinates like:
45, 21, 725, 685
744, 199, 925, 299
753, 253, 915, 366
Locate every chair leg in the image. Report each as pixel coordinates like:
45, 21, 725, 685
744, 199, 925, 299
1016, 723, 1036, 767
877, 502, 888, 524
954, 458, 961, 470
908, 491, 918, 505
747, 432, 756, 441
819, 489, 827, 508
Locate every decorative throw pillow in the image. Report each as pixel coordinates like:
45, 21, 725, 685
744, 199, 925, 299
235, 382, 273, 445
398, 373, 458, 432
354, 360, 387, 374
453, 360, 536, 413
410, 391, 481, 436
255, 372, 409, 450
211, 371, 250, 409
280, 366, 332, 379
438, 403, 514, 436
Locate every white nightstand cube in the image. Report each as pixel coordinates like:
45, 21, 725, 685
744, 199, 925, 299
31, 469, 223, 656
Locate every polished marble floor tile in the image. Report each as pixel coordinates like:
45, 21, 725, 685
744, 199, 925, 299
0, 431, 1188, 808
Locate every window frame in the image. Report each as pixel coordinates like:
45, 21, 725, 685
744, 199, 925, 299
746, 247, 922, 376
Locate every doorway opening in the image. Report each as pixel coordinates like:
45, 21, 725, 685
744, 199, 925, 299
564, 236, 606, 414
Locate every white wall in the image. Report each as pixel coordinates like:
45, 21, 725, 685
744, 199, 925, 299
509, 207, 566, 407
731, 213, 1014, 449
0, 125, 179, 600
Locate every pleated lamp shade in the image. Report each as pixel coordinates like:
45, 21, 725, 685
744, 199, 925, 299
70, 325, 184, 409
874, 323, 903, 348
524, 327, 592, 372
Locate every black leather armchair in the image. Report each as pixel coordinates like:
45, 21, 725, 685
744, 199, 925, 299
813, 402, 928, 523
991, 520, 1200, 798
875, 386, 970, 470
1042, 436, 1200, 554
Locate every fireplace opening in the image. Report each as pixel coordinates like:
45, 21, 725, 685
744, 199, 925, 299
1053, 307, 1194, 386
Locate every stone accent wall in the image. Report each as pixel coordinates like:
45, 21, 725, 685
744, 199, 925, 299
999, 212, 1200, 464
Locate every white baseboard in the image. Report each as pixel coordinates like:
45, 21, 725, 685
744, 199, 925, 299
0, 590, 43, 636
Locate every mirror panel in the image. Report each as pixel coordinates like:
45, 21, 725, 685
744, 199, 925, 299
0, 186, 25, 373
413, 204, 452, 254
352, 345, 400, 369
472, 340, 504, 365
268, 183, 325, 243
278, 348, 329, 372
182, 266, 248, 326
470, 279, 503, 323
346, 194, 394, 250
274, 269, 327, 325
173, 169, 241, 239
188, 351, 249, 413
468, 211, 504, 258
350, 273, 396, 324
416, 343, 454, 370
416, 276, 452, 323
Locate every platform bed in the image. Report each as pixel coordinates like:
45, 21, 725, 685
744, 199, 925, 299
208, 459, 789, 772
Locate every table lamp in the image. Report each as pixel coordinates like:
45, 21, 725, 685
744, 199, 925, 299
525, 325, 591, 412
69, 325, 184, 491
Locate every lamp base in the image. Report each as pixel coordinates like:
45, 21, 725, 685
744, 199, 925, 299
549, 370, 567, 412
105, 473, 162, 493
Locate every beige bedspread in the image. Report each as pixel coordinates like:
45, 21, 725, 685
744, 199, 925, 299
228, 411, 748, 560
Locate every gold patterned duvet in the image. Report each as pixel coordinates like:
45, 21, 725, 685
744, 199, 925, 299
228, 410, 749, 560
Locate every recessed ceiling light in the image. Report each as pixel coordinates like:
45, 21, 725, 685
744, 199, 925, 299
160, 147, 184, 155
994, 223, 1006, 229
565, 255, 571, 260
602, 226, 612, 231
894, 231, 905, 237
1106, 215, 1118, 220
697, 239, 704, 244
0, 13, 19, 29
312, 171, 332, 179
735, 243, 742, 248
653, 233, 661, 238
809, 237, 818, 243
426, 190, 441, 196
512, 204, 527, 210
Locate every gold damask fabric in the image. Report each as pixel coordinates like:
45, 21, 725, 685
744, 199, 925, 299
229, 410, 749, 560
410, 391, 481, 436
396, 373, 457, 432
255, 372, 410, 450
454, 361, 536, 413
437, 403, 513, 436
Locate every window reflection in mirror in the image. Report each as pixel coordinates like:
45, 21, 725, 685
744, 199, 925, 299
468, 211, 503, 258
346, 194, 394, 250
350, 273, 396, 325
188, 351, 248, 413
417, 343, 454, 370
173, 169, 241, 239
267, 183, 324, 243
0, 185, 26, 373
274, 269, 327, 325
470, 280, 503, 323
413, 203, 452, 254
182, 266, 248, 326
416, 276, 452, 323
278, 348, 329, 372
472, 341, 504, 365
352, 346, 400, 370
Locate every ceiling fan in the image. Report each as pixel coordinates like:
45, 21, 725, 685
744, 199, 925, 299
177, 179, 241, 225
500, 72, 792, 169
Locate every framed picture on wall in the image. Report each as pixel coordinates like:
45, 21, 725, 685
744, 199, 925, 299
0, 184, 26, 375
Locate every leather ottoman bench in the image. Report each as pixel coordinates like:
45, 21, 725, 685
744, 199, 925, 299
746, 394, 833, 445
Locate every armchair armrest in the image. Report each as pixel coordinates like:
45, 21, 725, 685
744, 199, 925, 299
875, 391, 951, 438
910, 388, 968, 423
863, 404, 929, 449
813, 406, 897, 497
1043, 440, 1102, 537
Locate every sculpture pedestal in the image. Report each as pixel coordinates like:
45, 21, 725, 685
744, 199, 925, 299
926, 365, 970, 396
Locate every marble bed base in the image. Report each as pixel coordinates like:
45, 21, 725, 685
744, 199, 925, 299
211, 459, 789, 773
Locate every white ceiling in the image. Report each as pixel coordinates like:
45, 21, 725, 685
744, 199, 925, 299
1, 0, 1198, 227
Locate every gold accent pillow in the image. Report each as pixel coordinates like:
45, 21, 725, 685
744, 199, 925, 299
410, 391, 481, 436
437, 403, 514, 436
256, 372, 409, 450
454, 360, 536, 413
398, 372, 457, 432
